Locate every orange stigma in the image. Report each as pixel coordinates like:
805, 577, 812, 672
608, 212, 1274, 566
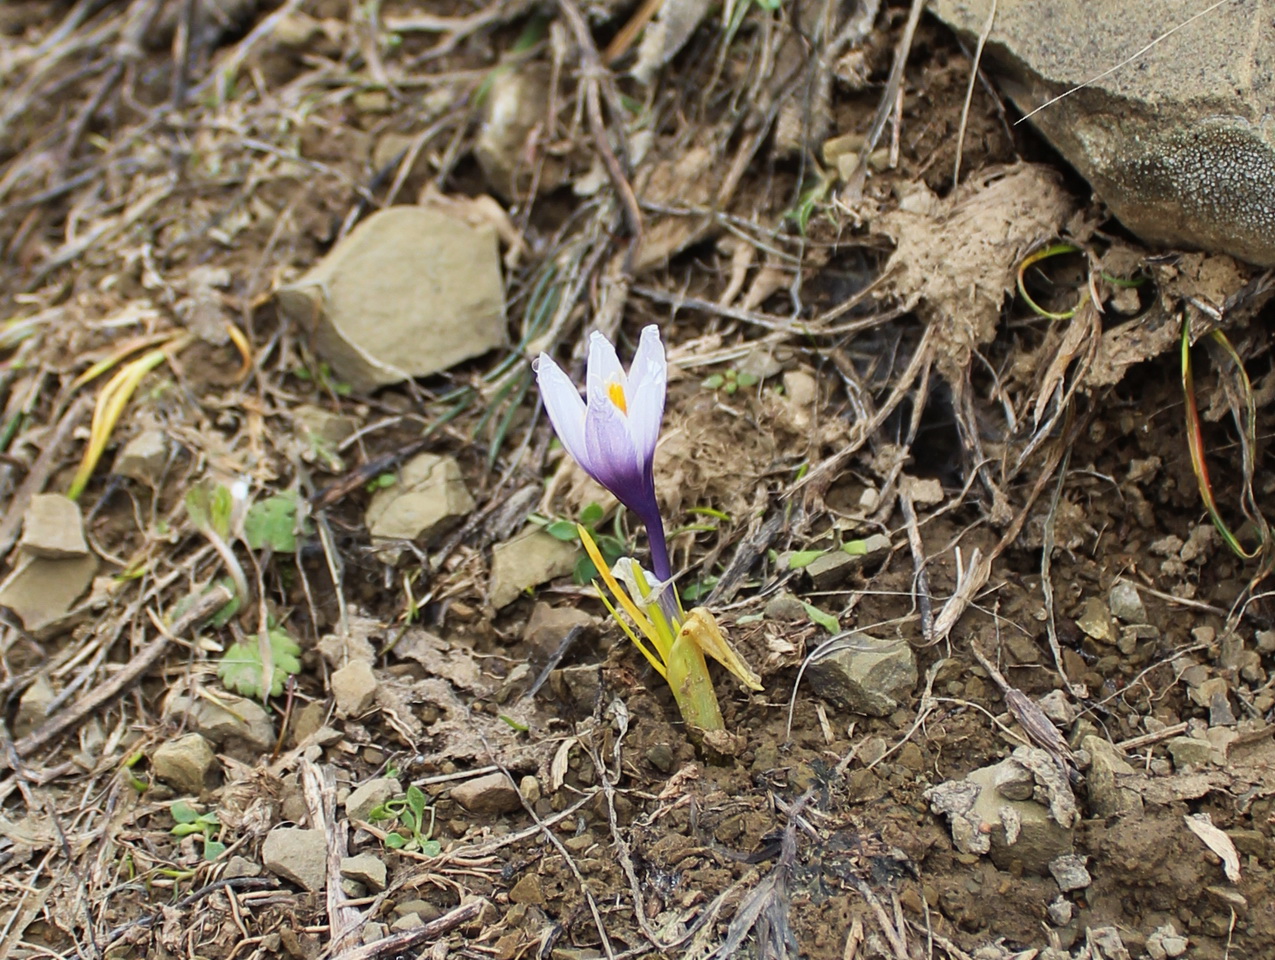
607, 380, 628, 414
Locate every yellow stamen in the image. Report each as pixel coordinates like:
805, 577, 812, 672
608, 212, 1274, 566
607, 380, 627, 414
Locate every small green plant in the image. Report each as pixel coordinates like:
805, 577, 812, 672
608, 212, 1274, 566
801, 602, 840, 634
370, 785, 440, 855
536, 503, 628, 584
123, 751, 149, 794
366, 472, 397, 493
243, 491, 310, 553
185, 483, 235, 540
702, 369, 760, 395
218, 623, 303, 699
170, 800, 225, 861
294, 361, 352, 396
784, 175, 833, 236
680, 575, 719, 603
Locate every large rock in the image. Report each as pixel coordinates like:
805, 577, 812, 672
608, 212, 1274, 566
451, 772, 522, 817
262, 827, 328, 891
489, 527, 579, 609
0, 553, 97, 634
21, 494, 88, 558
366, 453, 475, 543
152, 734, 218, 795
345, 777, 401, 821
927, 747, 1077, 875
168, 694, 277, 759
804, 634, 917, 716
931, 0, 1275, 266
277, 205, 508, 391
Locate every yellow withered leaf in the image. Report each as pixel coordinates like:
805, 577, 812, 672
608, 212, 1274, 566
678, 608, 763, 692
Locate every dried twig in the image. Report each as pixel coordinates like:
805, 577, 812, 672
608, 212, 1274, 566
4, 583, 233, 764
332, 898, 487, 960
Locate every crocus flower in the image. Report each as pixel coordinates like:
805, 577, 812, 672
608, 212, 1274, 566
535, 325, 672, 581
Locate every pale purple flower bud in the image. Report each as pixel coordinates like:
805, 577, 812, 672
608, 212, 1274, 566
535, 325, 672, 580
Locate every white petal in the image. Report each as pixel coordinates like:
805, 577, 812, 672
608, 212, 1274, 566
625, 326, 666, 460
586, 330, 626, 411
535, 353, 589, 468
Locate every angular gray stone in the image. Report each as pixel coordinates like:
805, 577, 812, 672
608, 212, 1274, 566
13, 674, 55, 739
331, 660, 378, 716
277, 206, 508, 391
223, 855, 262, 879
1076, 597, 1115, 644
1108, 582, 1148, 624
1167, 735, 1215, 770
803, 535, 891, 589
1047, 896, 1074, 926
803, 551, 858, 589
177, 694, 277, 756
262, 827, 328, 891
113, 429, 168, 484
20, 494, 88, 559
0, 553, 98, 635
805, 634, 917, 716
345, 777, 401, 821
450, 772, 522, 817
522, 603, 595, 660
1082, 735, 1143, 818
550, 663, 602, 708
1147, 925, 1189, 960
489, 527, 579, 609
152, 734, 217, 795
928, 749, 1077, 876
341, 853, 387, 892
365, 453, 474, 543
931, 0, 1275, 266
1049, 853, 1092, 892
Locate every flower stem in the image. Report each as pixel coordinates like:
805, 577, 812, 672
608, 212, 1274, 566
641, 506, 672, 583
666, 632, 724, 731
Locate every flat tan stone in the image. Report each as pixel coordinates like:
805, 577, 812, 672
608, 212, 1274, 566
20, 494, 88, 559
0, 553, 97, 634
277, 206, 507, 391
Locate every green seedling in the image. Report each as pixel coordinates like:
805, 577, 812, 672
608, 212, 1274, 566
784, 175, 833, 236
801, 602, 840, 634
170, 800, 226, 861
369, 785, 441, 856
702, 369, 760, 395
680, 575, 719, 603
294, 361, 351, 396
243, 491, 311, 553
123, 750, 149, 794
366, 472, 397, 493
218, 623, 302, 699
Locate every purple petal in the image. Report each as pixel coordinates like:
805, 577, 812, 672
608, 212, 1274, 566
535, 354, 591, 471
586, 330, 626, 411
583, 394, 648, 507
624, 325, 666, 462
